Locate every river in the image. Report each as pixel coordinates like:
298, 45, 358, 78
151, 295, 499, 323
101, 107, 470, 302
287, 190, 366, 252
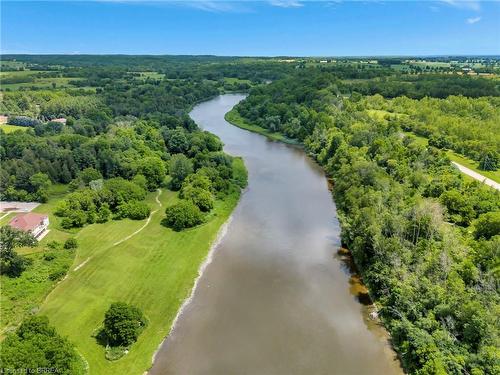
149, 94, 402, 375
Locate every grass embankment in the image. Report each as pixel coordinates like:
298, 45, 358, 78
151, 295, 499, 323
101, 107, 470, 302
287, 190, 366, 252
38, 186, 242, 374
225, 108, 300, 145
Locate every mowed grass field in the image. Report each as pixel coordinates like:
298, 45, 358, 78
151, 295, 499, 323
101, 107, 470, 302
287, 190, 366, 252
39, 188, 241, 374
0, 124, 28, 133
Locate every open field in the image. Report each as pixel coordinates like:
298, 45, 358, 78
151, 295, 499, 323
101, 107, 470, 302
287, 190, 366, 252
1, 77, 84, 91
223, 77, 252, 85
38, 188, 241, 374
0, 124, 28, 133
132, 71, 165, 80
225, 108, 300, 145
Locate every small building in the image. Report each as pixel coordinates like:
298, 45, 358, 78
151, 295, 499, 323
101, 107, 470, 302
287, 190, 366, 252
0, 115, 8, 124
51, 118, 67, 125
9, 213, 49, 239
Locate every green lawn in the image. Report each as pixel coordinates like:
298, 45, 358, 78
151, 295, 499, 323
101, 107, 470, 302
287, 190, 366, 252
38, 188, 241, 374
225, 108, 300, 145
0, 124, 28, 133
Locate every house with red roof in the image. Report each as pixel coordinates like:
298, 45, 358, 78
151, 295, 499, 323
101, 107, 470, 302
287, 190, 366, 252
50, 118, 67, 125
9, 213, 49, 239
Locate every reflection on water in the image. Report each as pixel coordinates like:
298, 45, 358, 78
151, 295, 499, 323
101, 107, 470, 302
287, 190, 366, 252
149, 94, 403, 375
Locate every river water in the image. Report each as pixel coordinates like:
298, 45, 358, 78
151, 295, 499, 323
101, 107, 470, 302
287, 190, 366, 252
149, 94, 402, 375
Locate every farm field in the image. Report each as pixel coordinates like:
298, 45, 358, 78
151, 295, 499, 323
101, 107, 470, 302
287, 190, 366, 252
132, 71, 166, 80
38, 188, 241, 374
1, 77, 84, 90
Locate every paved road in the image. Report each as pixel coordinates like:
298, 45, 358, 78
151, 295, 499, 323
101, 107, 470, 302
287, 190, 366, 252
452, 162, 500, 191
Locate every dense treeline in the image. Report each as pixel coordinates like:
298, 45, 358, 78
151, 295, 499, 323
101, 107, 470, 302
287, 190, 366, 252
235, 73, 500, 374
0, 77, 226, 202
344, 74, 500, 99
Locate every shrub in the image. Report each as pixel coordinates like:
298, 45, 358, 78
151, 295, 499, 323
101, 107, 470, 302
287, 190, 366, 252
43, 252, 57, 261
116, 201, 150, 220
47, 241, 61, 250
163, 201, 204, 231
49, 268, 67, 281
64, 238, 78, 249
103, 302, 147, 347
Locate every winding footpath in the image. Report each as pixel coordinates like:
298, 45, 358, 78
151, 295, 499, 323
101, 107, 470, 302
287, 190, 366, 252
452, 162, 500, 191
112, 189, 163, 246
73, 189, 163, 271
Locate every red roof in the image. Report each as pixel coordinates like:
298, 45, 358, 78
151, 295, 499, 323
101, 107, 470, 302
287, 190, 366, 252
9, 213, 48, 232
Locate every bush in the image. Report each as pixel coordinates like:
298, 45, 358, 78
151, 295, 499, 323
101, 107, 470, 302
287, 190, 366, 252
47, 240, 62, 250
163, 201, 204, 231
116, 201, 151, 220
43, 252, 57, 261
64, 238, 78, 249
49, 268, 67, 281
103, 302, 147, 347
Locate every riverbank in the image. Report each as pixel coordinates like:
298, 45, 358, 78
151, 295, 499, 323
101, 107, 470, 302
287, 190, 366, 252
222, 100, 403, 373
149, 94, 402, 375
38, 184, 244, 374
225, 108, 301, 145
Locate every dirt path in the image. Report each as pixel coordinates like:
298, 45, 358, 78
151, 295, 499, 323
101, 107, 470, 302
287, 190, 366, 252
112, 189, 163, 246
452, 162, 500, 191
74, 189, 164, 271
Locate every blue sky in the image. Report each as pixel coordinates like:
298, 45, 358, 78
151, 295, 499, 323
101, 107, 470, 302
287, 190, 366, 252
1, 1, 499, 56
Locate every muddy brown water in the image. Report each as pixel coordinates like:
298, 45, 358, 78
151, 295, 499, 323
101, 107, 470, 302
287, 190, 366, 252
149, 94, 403, 375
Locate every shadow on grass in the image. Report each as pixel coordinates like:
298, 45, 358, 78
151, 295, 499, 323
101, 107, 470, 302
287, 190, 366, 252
92, 327, 128, 361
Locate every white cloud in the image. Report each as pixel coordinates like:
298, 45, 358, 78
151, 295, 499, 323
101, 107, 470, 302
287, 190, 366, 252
269, 0, 303, 8
466, 16, 481, 24
440, 0, 481, 12
182, 1, 242, 12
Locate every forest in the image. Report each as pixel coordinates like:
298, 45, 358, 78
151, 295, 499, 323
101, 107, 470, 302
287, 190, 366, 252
0, 57, 248, 372
234, 69, 500, 375
0, 55, 499, 374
